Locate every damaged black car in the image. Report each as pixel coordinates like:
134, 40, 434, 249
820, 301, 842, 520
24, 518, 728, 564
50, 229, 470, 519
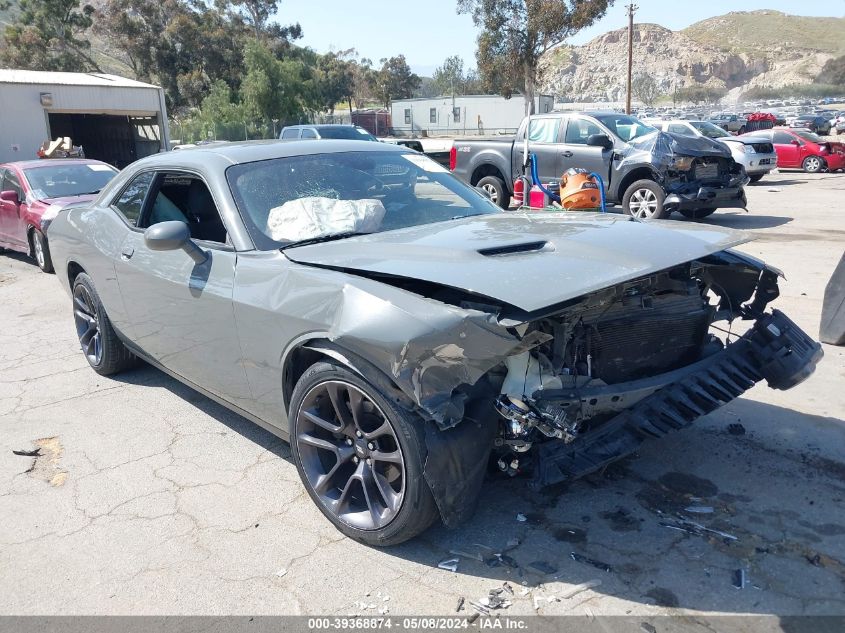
47, 141, 821, 546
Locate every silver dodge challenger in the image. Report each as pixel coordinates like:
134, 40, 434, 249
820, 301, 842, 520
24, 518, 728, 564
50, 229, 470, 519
47, 140, 823, 545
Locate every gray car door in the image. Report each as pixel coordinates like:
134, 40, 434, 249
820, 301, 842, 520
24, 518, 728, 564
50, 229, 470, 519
112, 170, 253, 408
511, 116, 564, 185
559, 116, 613, 179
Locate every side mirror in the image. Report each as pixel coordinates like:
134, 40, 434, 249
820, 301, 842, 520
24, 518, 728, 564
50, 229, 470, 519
586, 134, 613, 150
0, 190, 19, 204
144, 221, 207, 265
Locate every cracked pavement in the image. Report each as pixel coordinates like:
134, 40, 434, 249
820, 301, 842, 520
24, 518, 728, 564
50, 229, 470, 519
0, 172, 844, 617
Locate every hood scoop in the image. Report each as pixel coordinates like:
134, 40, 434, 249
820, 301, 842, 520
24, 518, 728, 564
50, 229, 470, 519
478, 240, 549, 257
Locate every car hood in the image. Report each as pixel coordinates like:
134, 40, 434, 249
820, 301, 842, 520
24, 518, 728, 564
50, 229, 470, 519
284, 212, 752, 313
29, 194, 97, 226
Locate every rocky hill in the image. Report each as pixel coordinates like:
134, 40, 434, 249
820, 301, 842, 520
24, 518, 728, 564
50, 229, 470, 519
540, 10, 845, 103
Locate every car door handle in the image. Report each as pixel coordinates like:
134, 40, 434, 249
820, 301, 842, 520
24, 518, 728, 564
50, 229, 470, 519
561, 151, 574, 158
120, 246, 134, 260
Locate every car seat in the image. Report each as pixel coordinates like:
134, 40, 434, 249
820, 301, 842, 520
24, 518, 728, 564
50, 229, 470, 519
186, 180, 226, 243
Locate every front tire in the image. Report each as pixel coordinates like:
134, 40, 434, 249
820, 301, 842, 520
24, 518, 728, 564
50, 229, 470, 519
289, 361, 439, 546
803, 156, 824, 173
622, 179, 669, 219
31, 229, 53, 273
72, 273, 136, 376
476, 175, 511, 209
748, 174, 764, 183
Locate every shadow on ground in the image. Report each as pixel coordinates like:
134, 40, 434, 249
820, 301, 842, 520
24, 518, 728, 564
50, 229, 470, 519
684, 212, 793, 230
110, 363, 845, 615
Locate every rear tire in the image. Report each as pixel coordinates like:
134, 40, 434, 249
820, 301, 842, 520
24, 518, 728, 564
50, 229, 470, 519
680, 207, 717, 220
71, 272, 136, 376
802, 156, 824, 173
289, 361, 439, 546
476, 175, 511, 209
31, 229, 53, 273
622, 179, 669, 219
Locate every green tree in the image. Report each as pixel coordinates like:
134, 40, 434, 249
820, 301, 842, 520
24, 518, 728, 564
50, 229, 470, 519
317, 51, 354, 113
458, 0, 613, 115
369, 55, 420, 107
0, 0, 99, 71
230, 0, 277, 37
240, 39, 317, 123
631, 73, 660, 107
432, 55, 465, 95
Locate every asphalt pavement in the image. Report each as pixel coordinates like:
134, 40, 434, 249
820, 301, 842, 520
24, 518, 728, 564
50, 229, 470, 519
0, 170, 843, 618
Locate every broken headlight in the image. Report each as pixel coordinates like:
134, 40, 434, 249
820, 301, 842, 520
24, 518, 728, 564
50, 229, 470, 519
671, 156, 695, 171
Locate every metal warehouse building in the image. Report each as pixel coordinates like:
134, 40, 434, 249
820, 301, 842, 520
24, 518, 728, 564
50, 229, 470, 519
0, 69, 170, 167
390, 94, 554, 136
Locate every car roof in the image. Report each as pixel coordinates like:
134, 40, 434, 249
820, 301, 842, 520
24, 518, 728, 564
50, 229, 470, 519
283, 124, 364, 130
131, 139, 409, 170
0, 158, 113, 170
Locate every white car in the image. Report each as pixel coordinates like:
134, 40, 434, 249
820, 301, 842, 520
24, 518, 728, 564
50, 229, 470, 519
654, 120, 778, 183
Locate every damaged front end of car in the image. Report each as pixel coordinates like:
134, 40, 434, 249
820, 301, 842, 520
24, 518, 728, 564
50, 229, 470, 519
623, 131, 748, 212
417, 251, 820, 524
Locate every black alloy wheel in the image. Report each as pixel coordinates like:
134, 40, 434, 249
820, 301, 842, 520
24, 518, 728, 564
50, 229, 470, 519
296, 380, 406, 531
73, 282, 103, 367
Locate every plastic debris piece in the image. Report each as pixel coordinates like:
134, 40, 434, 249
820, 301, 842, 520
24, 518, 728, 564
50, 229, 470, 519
560, 579, 602, 599
275, 568, 288, 578
470, 601, 490, 615
449, 548, 484, 562
504, 538, 521, 551
767, 188, 782, 192
570, 552, 613, 573
378, 607, 389, 615
456, 597, 465, 612
438, 558, 459, 572
520, 587, 531, 596
641, 623, 657, 633
467, 612, 480, 624
685, 506, 714, 514
727, 423, 746, 436
660, 519, 738, 541
533, 596, 544, 610
502, 582, 515, 595
527, 560, 559, 575
12, 448, 41, 457
733, 568, 747, 589
485, 553, 518, 568
383, 596, 390, 602
516, 513, 528, 522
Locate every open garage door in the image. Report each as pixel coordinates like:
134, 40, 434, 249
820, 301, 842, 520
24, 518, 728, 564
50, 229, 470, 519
47, 113, 162, 169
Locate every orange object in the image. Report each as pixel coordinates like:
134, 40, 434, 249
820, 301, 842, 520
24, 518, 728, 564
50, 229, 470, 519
559, 169, 601, 210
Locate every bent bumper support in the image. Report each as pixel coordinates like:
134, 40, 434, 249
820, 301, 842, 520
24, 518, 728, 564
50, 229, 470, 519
664, 186, 747, 211
531, 310, 822, 489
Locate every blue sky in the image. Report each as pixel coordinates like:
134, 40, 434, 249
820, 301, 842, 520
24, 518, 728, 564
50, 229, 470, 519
288, 0, 840, 76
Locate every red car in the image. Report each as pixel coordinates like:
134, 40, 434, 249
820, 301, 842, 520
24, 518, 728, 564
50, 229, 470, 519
741, 127, 845, 173
0, 159, 118, 272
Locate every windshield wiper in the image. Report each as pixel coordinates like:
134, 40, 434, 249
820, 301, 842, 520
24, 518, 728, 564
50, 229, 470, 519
279, 231, 371, 250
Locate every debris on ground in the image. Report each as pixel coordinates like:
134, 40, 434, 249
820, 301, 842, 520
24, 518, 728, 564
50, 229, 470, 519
456, 597, 465, 612
484, 553, 518, 568
516, 513, 528, 522
274, 568, 287, 578
469, 600, 490, 615
526, 560, 558, 575
449, 548, 484, 562
467, 612, 480, 624
733, 568, 747, 589
502, 582, 514, 595
438, 558, 459, 572
684, 506, 714, 514
660, 519, 738, 542
12, 448, 41, 457
727, 423, 746, 436
570, 552, 613, 573
641, 623, 657, 633
378, 607, 389, 615
560, 579, 602, 599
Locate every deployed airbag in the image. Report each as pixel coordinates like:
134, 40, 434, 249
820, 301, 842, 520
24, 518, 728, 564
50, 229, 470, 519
266, 196, 386, 242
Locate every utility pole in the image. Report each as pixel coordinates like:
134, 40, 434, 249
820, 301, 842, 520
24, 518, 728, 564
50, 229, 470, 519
626, 3, 638, 114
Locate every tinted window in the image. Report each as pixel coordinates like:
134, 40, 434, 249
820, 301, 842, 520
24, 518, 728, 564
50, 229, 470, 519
404, 109, 411, 124
592, 114, 656, 141
301, 128, 318, 139
773, 131, 795, 144
527, 118, 560, 143
314, 127, 377, 141
3, 170, 22, 198
281, 128, 300, 139
690, 121, 730, 139
430, 108, 437, 123
112, 171, 154, 225
565, 118, 604, 144
668, 124, 693, 135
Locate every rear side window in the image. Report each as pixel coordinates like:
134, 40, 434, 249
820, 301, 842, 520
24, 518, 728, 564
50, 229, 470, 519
773, 131, 794, 144
527, 118, 560, 143
281, 128, 299, 139
111, 171, 154, 226
300, 128, 318, 139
